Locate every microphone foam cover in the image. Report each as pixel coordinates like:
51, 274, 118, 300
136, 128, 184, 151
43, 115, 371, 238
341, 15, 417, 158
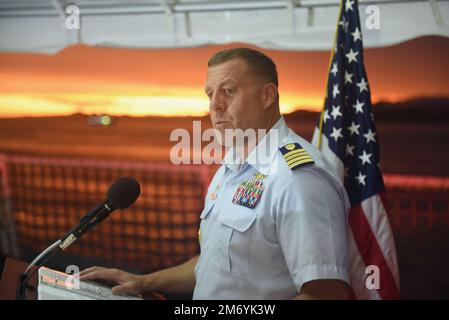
107, 177, 141, 209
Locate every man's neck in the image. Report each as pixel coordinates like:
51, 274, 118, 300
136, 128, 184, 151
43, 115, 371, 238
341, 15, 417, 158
237, 114, 282, 161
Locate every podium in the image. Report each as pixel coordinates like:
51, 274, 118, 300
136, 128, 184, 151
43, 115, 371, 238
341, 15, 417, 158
37, 266, 143, 300
1, 256, 166, 300
0, 256, 143, 300
0, 256, 37, 300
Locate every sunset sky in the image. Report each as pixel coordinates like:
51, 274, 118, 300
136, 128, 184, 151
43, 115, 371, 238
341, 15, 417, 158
0, 36, 448, 117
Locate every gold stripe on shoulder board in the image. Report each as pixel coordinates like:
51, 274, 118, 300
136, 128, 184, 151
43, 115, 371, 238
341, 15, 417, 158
279, 143, 314, 170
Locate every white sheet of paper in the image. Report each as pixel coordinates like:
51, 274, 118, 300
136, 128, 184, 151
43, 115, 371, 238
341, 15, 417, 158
38, 266, 142, 300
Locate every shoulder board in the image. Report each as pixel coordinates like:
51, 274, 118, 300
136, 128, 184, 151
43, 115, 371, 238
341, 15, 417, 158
279, 143, 314, 170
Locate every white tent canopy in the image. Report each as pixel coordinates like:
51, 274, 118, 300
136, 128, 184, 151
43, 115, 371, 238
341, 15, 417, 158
0, 0, 448, 53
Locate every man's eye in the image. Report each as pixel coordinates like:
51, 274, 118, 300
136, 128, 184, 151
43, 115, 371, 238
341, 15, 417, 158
224, 88, 234, 96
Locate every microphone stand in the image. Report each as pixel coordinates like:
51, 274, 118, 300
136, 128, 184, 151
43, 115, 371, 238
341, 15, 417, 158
17, 240, 62, 300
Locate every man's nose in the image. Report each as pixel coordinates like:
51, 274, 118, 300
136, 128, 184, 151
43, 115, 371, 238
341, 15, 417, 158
210, 93, 226, 111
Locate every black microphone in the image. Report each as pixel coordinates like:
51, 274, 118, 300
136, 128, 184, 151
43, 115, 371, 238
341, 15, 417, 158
17, 176, 141, 299
59, 176, 141, 250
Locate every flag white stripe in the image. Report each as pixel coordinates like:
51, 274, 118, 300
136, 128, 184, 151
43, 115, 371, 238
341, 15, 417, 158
361, 195, 400, 289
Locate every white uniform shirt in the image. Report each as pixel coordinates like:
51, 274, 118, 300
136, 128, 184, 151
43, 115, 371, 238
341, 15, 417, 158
193, 116, 350, 299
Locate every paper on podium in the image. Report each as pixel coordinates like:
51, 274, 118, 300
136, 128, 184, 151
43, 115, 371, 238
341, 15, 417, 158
37, 267, 142, 300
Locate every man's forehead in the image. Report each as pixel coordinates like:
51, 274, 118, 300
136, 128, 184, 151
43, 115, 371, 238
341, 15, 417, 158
205, 59, 251, 85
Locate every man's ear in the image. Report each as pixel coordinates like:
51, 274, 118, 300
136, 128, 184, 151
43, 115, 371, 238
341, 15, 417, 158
262, 83, 278, 109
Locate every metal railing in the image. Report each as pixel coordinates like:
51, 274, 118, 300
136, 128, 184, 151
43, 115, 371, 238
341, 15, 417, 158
384, 174, 449, 231
1, 153, 448, 273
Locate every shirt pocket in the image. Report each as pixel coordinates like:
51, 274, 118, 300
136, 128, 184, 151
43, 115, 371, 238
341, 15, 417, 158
214, 206, 258, 279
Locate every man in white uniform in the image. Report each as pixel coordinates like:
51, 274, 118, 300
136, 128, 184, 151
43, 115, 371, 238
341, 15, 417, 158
80, 48, 351, 300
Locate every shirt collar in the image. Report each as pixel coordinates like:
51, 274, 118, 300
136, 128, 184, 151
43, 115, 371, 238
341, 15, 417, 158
222, 147, 244, 174
222, 116, 289, 175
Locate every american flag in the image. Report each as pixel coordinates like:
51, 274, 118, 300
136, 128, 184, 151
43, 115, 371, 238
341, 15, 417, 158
312, 0, 400, 299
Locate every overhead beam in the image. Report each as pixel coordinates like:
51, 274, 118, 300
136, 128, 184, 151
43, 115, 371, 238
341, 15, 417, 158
1, 0, 448, 17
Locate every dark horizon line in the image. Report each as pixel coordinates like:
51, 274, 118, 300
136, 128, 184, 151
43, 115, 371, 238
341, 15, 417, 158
1, 95, 449, 120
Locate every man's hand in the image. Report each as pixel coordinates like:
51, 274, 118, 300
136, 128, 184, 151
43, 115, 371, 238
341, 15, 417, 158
79, 255, 198, 298
79, 266, 145, 296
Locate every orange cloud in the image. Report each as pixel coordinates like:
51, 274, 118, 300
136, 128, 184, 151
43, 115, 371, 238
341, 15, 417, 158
1, 36, 448, 118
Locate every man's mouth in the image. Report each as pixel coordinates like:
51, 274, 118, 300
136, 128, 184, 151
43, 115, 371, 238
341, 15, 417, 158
215, 120, 229, 125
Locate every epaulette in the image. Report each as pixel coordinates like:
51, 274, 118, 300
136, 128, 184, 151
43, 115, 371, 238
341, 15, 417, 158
279, 143, 314, 170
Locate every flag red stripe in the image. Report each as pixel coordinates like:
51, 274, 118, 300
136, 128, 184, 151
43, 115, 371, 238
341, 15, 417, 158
349, 199, 400, 299
348, 285, 357, 300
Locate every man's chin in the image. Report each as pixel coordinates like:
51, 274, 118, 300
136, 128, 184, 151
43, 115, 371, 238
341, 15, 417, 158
213, 123, 233, 137
212, 125, 234, 147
